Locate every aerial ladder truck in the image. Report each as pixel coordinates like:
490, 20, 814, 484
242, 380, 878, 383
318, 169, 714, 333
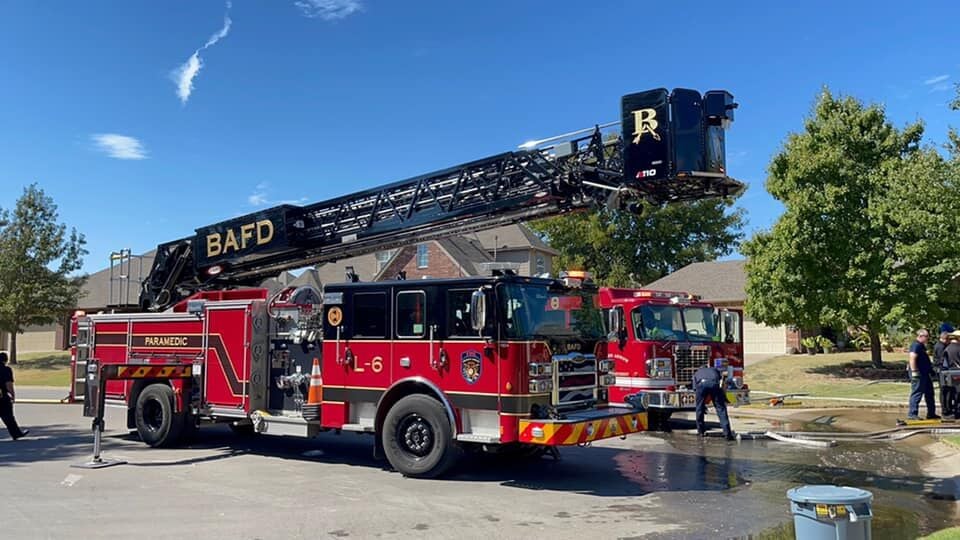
72, 88, 742, 477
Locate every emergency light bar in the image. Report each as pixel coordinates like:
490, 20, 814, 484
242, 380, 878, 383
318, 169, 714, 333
632, 290, 700, 302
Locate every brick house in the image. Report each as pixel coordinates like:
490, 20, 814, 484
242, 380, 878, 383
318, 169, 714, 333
311, 224, 558, 284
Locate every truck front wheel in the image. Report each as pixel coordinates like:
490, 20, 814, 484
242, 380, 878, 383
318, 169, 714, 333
382, 394, 460, 478
649, 410, 673, 432
134, 384, 185, 448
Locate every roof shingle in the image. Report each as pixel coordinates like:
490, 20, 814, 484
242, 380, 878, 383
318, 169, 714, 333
644, 260, 747, 303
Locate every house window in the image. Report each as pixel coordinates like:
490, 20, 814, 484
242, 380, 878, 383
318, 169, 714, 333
375, 249, 395, 272
416, 244, 429, 268
535, 254, 546, 275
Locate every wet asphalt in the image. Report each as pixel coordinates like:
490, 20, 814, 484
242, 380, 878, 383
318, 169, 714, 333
0, 401, 956, 539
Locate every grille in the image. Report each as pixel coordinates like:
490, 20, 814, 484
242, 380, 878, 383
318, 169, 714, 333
674, 345, 711, 387
553, 353, 597, 408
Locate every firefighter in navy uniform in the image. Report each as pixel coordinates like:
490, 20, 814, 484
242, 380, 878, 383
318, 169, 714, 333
0, 352, 28, 440
694, 364, 734, 440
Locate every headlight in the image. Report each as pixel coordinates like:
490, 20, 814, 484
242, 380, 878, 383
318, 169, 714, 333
528, 362, 553, 377
600, 374, 617, 386
732, 376, 743, 389
598, 359, 616, 373
529, 379, 553, 393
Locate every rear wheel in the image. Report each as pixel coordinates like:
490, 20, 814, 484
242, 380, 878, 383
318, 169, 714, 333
382, 394, 460, 478
134, 384, 185, 448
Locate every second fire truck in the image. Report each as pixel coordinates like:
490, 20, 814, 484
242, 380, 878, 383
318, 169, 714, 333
71, 87, 743, 477
601, 287, 750, 429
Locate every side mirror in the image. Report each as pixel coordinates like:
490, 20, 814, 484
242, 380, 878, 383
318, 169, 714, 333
470, 289, 486, 332
608, 309, 621, 336
608, 307, 627, 346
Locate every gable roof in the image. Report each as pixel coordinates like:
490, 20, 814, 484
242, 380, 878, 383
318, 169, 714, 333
78, 251, 156, 309
471, 224, 558, 255
435, 237, 492, 276
644, 260, 747, 303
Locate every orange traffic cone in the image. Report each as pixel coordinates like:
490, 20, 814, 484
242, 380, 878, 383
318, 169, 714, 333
307, 358, 323, 405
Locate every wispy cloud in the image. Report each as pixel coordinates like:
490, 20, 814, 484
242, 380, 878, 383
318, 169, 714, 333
173, 2, 233, 104
248, 182, 269, 205
924, 74, 950, 86
91, 134, 148, 160
294, 0, 363, 20
248, 182, 308, 206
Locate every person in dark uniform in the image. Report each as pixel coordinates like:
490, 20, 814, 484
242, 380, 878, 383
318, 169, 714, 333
0, 352, 28, 440
941, 332, 960, 418
908, 329, 939, 421
694, 363, 734, 440
934, 332, 949, 371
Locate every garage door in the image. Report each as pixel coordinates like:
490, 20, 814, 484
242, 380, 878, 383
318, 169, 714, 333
17, 323, 59, 353
743, 319, 787, 355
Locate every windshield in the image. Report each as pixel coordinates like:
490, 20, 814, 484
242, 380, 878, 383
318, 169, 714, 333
632, 305, 717, 342
499, 284, 604, 340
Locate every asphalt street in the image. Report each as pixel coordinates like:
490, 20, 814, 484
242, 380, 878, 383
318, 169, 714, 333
1, 401, 956, 540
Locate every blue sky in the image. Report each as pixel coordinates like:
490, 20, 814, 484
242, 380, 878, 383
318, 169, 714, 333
1, 0, 958, 273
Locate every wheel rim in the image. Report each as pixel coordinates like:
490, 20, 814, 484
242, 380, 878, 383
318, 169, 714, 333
143, 399, 165, 432
396, 413, 434, 458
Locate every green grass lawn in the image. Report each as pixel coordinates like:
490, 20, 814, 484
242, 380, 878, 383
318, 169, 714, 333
920, 527, 960, 540
748, 351, 911, 404
8, 351, 72, 387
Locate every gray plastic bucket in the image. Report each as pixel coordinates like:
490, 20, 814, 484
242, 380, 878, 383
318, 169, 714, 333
786, 485, 873, 540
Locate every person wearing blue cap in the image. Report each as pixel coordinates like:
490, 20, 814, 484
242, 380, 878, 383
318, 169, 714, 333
907, 329, 939, 421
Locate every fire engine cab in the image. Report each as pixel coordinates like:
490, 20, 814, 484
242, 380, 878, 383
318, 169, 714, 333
70, 87, 744, 477
601, 287, 750, 428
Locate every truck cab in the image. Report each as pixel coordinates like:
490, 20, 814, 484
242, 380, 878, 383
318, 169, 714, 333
600, 287, 750, 428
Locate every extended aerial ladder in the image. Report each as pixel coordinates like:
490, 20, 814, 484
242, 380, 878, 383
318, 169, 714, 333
140, 88, 742, 311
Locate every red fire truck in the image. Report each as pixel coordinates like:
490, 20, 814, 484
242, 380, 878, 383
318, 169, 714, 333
601, 287, 750, 428
70, 88, 743, 477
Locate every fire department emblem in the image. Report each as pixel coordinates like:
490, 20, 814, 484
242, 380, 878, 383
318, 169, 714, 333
461, 350, 482, 384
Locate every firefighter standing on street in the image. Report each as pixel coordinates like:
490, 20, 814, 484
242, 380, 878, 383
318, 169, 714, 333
0, 352, 28, 440
908, 329, 939, 421
694, 363, 735, 440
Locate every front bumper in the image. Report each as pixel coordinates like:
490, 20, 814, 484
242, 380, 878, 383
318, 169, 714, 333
644, 388, 751, 410
518, 407, 647, 446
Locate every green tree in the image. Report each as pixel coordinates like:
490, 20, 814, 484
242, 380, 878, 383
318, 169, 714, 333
0, 184, 87, 364
530, 198, 744, 286
743, 89, 957, 368
950, 84, 960, 159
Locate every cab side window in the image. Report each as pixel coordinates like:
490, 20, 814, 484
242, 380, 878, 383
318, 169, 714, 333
352, 293, 386, 338
396, 291, 426, 338
447, 289, 473, 337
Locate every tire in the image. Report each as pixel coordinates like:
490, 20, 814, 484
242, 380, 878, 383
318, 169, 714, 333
229, 422, 256, 436
649, 409, 673, 432
382, 394, 460, 478
134, 384, 185, 448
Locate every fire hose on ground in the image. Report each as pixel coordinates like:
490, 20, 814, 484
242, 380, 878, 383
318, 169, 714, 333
719, 425, 960, 447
